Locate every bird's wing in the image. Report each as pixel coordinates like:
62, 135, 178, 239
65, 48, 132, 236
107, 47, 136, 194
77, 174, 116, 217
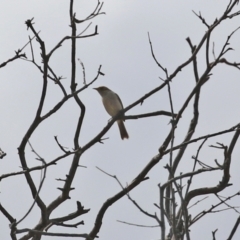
115, 92, 124, 109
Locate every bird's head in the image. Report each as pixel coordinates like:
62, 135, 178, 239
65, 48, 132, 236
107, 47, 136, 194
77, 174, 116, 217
93, 86, 111, 96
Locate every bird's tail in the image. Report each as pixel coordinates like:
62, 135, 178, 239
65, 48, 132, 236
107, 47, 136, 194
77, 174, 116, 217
117, 120, 129, 140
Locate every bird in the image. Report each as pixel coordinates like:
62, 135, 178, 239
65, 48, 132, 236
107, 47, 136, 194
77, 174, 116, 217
94, 86, 129, 140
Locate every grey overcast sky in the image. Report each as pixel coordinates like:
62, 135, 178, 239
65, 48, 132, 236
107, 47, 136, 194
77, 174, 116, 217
1, 1, 240, 239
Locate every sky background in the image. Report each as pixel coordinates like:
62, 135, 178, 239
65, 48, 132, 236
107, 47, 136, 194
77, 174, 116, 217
1, 1, 240, 239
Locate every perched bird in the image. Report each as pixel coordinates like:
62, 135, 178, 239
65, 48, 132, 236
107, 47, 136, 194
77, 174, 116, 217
94, 86, 129, 140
